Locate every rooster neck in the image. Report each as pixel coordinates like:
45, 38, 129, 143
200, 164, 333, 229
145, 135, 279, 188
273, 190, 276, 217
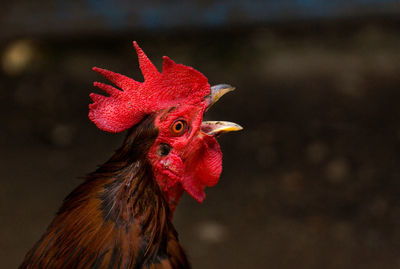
19, 115, 192, 269
92, 114, 172, 250
94, 158, 171, 265
96, 114, 179, 221
98, 159, 166, 227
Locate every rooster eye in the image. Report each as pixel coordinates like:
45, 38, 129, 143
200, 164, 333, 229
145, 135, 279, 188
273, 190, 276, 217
171, 120, 187, 135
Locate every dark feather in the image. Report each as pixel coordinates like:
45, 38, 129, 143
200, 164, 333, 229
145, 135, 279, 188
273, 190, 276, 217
19, 115, 191, 269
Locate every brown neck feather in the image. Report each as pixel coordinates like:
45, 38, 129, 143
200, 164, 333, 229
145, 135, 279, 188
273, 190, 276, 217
86, 114, 171, 261
20, 115, 182, 268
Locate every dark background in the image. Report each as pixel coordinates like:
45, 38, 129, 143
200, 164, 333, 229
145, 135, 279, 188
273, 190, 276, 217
1, 1, 400, 268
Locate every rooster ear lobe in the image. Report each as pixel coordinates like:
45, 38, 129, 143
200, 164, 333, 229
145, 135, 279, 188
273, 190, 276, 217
133, 41, 159, 81
162, 56, 177, 72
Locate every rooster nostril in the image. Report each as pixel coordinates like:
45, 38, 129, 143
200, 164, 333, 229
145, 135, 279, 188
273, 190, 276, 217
157, 143, 171, 156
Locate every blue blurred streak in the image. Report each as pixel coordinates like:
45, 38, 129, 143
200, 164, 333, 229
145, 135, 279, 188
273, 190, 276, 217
1, 0, 399, 39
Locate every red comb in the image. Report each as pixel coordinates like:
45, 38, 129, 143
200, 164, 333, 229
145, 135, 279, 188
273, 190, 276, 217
89, 41, 210, 133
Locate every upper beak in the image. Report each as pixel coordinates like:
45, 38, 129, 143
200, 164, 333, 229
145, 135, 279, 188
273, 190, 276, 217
201, 84, 243, 136
206, 84, 235, 111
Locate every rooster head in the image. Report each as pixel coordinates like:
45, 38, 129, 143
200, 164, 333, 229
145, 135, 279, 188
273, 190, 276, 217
89, 42, 242, 208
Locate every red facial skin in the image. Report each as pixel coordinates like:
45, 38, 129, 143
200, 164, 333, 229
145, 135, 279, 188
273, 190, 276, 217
90, 42, 223, 214
147, 104, 222, 213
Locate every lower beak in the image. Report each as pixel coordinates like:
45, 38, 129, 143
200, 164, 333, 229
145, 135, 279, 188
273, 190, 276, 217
201, 121, 243, 136
201, 84, 243, 136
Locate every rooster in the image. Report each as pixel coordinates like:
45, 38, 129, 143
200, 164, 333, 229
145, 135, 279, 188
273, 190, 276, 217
19, 42, 242, 269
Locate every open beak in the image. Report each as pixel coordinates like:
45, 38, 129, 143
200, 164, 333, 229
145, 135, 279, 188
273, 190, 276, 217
201, 84, 243, 136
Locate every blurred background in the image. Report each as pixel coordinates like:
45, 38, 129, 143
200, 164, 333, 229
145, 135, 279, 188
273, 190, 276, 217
1, 1, 400, 268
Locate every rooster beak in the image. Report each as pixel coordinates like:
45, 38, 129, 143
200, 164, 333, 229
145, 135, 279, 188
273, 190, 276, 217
202, 84, 243, 136
206, 84, 235, 111
201, 121, 243, 136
